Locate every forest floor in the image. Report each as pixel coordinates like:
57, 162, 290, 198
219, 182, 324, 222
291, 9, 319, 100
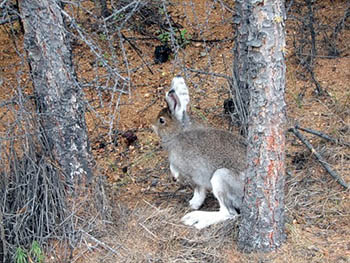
1, 0, 350, 262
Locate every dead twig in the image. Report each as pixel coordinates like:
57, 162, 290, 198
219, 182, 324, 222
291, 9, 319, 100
303, 61, 323, 95
0, 15, 18, 25
136, 96, 159, 113
332, 4, 350, 39
189, 37, 234, 43
288, 127, 349, 190
295, 125, 350, 147
82, 230, 122, 256
120, 32, 154, 75
0, 210, 7, 261
185, 68, 232, 81
138, 222, 158, 241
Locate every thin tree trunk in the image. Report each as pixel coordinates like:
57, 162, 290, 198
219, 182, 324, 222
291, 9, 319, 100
237, 0, 287, 252
19, 0, 93, 184
231, 0, 251, 136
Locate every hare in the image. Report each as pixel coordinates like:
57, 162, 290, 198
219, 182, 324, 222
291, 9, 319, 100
152, 76, 247, 229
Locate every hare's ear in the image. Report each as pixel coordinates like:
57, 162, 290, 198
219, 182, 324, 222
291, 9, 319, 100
166, 76, 190, 125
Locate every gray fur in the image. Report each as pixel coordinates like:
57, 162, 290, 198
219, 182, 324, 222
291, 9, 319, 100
164, 127, 246, 190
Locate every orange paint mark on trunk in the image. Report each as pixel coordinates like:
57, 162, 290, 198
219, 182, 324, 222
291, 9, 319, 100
269, 231, 274, 245
267, 160, 275, 178
254, 157, 260, 165
266, 130, 276, 152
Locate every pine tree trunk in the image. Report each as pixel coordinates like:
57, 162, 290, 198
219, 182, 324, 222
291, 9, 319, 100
237, 0, 287, 252
19, 0, 93, 183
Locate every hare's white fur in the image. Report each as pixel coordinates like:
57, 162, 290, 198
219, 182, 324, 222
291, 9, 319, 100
166, 76, 191, 127
182, 169, 240, 228
189, 186, 206, 210
153, 77, 246, 229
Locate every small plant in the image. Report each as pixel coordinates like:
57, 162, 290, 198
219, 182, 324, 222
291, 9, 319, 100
30, 241, 45, 263
15, 241, 45, 263
108, 159, 119, 172
15, 247, 27, 263
158, 31, 171, 44
97, 53, 110, 67
99, 33, 107, 41
293, 93, 303, 109
113, 13, 125, 21
158, 7, 166, 15
103, 52, 110, 60
179, 29, 191, 47
157, 28, 191, 48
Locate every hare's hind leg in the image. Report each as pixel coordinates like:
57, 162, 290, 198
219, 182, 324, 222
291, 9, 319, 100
181, 168, 242, 229
211, 168, 244, 215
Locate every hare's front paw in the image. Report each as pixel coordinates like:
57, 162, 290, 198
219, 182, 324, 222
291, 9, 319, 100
181, 211, 235, 230
169, 164, 179, 180
188, 187, 206, 210
189, 198, 202, 210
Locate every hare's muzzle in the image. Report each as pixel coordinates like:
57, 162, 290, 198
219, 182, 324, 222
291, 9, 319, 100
151, 124, 159, 136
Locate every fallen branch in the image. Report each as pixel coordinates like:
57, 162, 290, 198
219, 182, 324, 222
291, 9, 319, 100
189, 37, 234, 43
138, 222, 158, 241
288, 127, 349, 190
0, 95, 35, 108
82, 230, 122, 256
185, 68, 232, 81
295, 125, 350, 147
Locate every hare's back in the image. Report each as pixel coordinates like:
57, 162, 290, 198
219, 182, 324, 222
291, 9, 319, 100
177, 128, 247, 172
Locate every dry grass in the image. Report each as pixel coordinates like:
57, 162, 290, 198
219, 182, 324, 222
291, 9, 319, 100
72, 201, 238, 263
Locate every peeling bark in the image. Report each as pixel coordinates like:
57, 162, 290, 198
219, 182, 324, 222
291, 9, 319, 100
19, 0, 93, 184
237, 0, 287, 252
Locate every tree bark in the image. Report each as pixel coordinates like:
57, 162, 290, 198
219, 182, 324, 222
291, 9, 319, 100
19, 0, 93, 183
237, 0, 287, 252
231, 0, 251, 136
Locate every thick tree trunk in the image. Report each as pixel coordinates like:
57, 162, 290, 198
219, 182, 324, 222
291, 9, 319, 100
237, 0, 287, 252
19, 0, 93, 183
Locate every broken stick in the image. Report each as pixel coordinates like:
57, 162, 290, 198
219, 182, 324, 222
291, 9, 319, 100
289, 127, 349, 189
295, 125, 350, 147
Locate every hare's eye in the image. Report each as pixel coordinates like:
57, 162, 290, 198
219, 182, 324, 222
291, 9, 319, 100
159, 117, 165, 125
